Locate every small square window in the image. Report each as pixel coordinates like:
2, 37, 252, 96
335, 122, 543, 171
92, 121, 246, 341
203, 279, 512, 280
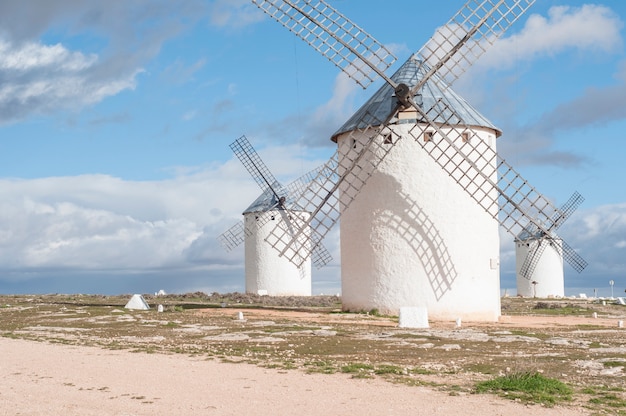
424, 131, 434, 142
383, 133, 393, 144
461, 131, 470, 143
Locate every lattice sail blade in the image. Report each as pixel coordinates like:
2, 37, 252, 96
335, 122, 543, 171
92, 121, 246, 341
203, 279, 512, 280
311, 240, 332, 269
397, 110, 553, 239
550, 191, 584, 231
251, 194, 332, 268
518, 190, 585, 278
562, 239, 587, 273
518, 239, 546, 280
251, 0, 396, 88
284, 161, 336, 204
265, 124, 398, 268
414, 0, 536, 89
519, 235, 585, 279
230, 135, 287, 198
397, 74, 587, 273
264, 153, 339, 267
228, 135, 334, 267
217, 221, 248, 251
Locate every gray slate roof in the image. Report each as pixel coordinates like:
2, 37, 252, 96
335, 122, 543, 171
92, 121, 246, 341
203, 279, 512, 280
243, 181, 285, 214
332, 55, 500, 141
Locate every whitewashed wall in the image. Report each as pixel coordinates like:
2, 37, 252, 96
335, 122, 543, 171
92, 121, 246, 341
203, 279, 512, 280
515, 238, 564, 298
337, 123, 501, 321
244, 211, 311, 296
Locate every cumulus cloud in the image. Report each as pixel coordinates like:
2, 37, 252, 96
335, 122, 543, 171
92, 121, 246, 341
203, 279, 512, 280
258, 72, 361, 147
559, 204, 626, 287
305, 73, 361, 146
0, 38, 141, 124
0, 163, 619, 295
454, 4, 625, 168
0, 0, 261, 124
480, 5, 623, 70
0, 146, 336, 290
0, 166, 246, 269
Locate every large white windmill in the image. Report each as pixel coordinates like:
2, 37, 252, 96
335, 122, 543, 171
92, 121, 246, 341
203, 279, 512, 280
515, 192, 584, 298
251, 0, 587, 321
218, 135, 331, 296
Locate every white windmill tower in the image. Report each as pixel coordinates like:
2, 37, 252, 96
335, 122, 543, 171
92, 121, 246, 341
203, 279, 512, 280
251, 0, 587, 321
515, 192, 584, 298
218, 136, 331, 296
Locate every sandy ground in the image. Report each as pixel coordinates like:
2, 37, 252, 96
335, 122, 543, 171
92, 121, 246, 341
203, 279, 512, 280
0, 337, 587, 416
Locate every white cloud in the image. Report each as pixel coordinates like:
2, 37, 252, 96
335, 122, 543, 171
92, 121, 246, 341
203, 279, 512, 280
0, 0, 215, 124
0, 40, 96, 71
0, 150, 622, 295
277, 72, 361, 147
0, 146, 333, 278
0, 171, 234, 272
453, 4, 625, 168
479, 5, 623, 70
0, 38, 138, 124
208, 0, 264, 28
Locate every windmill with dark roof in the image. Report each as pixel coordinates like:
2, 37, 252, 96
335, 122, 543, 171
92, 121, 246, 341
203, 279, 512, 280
218, 135, 331, 296
250, 0, 587, 321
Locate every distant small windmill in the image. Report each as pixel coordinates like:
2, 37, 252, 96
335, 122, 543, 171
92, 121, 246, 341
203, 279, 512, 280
515, 192, 584, 298
218, 135, 331, 296
250, 0, 587, 319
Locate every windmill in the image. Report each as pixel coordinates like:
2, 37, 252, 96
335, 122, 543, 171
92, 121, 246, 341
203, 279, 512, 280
515, 192, 584, 298
218, 135, 332, 296
251, 0, 587, 320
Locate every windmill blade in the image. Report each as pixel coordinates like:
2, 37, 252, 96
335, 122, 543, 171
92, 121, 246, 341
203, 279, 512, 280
311, 239, 333, 269
240, 161, 337, 268
395, 70, 588, 274
273, 208, 333, 268
264, 152, 341, 267
230, 135, 287, 200
283, 159, 339, 205
252, 0, 542, 268
252, 0, 535, 93
251, 0, 396, 89
218, 221, 248, 251
412, 0, 535, 92
562, 239, 587, 273
265, 125, 400, 267
518, 236, 586, 280
518, 191, 585, 278
518, 238, 547, 280
397, 72, 554, 237
549, 191, 584, 231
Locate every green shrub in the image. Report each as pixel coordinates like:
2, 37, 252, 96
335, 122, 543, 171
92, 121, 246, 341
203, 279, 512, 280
475, 372, 572, 406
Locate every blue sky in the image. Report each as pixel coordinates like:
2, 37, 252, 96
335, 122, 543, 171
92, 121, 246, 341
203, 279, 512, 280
0, 0, 625, 297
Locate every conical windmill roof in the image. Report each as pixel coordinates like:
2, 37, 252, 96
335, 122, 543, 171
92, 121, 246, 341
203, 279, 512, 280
515, 225, 546, 242
243, 181, 286, 214
242, 179, 308, 215
332, 55, 501, 141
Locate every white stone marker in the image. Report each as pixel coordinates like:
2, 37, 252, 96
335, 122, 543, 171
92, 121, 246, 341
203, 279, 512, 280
398, 307, 429, 329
